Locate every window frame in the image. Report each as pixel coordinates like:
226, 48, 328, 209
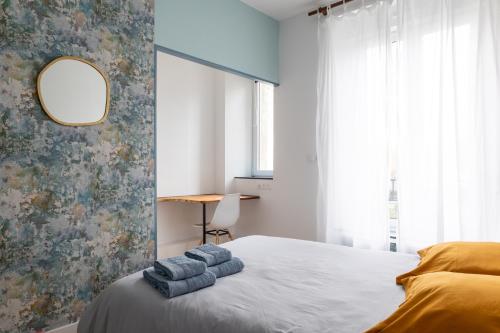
252, 81, 274, 178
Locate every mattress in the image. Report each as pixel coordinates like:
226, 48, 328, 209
78, 236, 419, 333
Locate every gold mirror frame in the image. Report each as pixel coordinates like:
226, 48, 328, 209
37, 56, 111, 126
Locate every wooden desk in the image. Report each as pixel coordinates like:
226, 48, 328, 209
157, 194, 260, 243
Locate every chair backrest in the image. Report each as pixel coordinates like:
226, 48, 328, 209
210, 193, 240, 229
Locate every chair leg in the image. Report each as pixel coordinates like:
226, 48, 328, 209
227, 230, 234, 241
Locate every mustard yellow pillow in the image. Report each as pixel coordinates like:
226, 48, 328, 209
366, 272, 500, 333
396, 242, 500, 284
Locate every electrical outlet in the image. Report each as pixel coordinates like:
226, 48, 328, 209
258, 183, 272, 191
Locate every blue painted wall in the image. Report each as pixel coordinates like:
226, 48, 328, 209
155, 0, 279, 84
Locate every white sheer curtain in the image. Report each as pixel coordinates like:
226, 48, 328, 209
317, 0, 392, 250
396, 0, 500, 252
317, 0, 500, 251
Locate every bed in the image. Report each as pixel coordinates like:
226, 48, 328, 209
78, 236, 419, 333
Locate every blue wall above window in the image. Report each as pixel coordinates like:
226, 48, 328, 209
155, 0, 279, 85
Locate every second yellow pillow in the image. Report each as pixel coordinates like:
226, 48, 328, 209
366, 272, 500, 333
396, 241, 500, 284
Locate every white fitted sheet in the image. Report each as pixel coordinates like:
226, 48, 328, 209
78, 236, 418, 333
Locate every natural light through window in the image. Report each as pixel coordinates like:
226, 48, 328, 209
384, 22, 472, 252
253, 81, 274, 177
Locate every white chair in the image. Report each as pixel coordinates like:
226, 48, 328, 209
195, 193, 240, 245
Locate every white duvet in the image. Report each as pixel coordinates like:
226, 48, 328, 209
78, 236, 418, 333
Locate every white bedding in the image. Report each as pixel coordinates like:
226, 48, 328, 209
78, 236, 418, 333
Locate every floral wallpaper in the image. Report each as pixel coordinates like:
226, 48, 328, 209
0, 1, 155, 332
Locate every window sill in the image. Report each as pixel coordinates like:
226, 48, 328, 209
234, 176, 273, 180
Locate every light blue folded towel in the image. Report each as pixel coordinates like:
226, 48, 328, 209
185, 243, 232, 266
143, 268, 216, 298
207, 257, 244, 278
154, 256, 207, 281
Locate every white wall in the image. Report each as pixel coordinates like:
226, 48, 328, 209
224, 73, 254, 192
156, 51, 217, 197
156, 52, 255, 254
156, 52, 219, 247
157, 13, 318, 251
233, 13, 319, 241
214, 72, 227, 194
214, 72, 253, 194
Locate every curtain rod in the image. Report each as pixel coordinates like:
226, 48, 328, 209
308, 0, 356, 16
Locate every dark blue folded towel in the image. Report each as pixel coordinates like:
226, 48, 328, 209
154, 255, 207, 281
185, 243, 232, 266
207, 257, 244, 278
143, 268, 216, 298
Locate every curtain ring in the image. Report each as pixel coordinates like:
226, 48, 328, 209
318, 0, 327, 17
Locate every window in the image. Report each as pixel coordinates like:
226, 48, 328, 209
385, 17, 473, 252
253, 81, 274, 177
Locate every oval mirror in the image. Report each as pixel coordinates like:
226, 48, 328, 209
37, 56, 110, 126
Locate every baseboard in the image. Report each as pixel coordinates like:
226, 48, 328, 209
47, 322, 78, 333
157, 238, 200, 258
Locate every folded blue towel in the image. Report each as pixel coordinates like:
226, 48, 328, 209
207, 257, 244, 278
185, 243, 232, 266
154, 256, 207, 281
143, 268, 216, 298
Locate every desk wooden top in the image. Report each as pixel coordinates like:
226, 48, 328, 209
157, 194, 260, 204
